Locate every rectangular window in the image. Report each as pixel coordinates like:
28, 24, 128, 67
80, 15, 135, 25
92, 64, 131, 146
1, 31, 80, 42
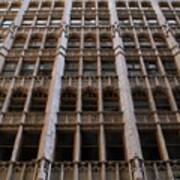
101, 60, 116, 76
139, 129, 160, 160
163, 130, 180, 159
144, 60, 159, 75
38, 61, 53, 76
64, 61, 79, 76
55, 131, 74, 161
127, 60, 142, 76
83, 61, 97, 76
2, 62, 17, 76
0, 131, 16, 161
105, 131, 124, 160
20, 62, 35, 76
18, 131, 40, 161
81, 131, 99, 160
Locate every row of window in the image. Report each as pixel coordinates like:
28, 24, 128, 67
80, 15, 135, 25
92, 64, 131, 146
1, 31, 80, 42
0, 2, 21, 12
1, 61, 53, 77
72, 1, 108, 9
126, 57, 177, 76
122, 33, 169, 51
12, 33, 59, 49
0, 128, 179, 161
64, 59, 116, 76
132, 86, 180, 112
0, 87, 47, 112
60, 85, 180, 112
21, 13, 63, 27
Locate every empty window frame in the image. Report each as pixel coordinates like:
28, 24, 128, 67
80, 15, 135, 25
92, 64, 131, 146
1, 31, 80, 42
83, 60, 97, 76
28, 34, 42, 49
139, 129, 161, 160
9, 88, 27, 112
101, 58, 116, 76
103, 87, 120, 111
153, 88, 171, 111
100, 34, 113, 49
1, 18, 14, 28
82, 87, 98, 111
20, 61, 35, 76
12, 34, 26, 49
173, 87, 180, 110
60, 87, 77, 111
161, 58, 177, 76
144, 59, 159, 75
105, 130, 124, 160
0, 88, 6, 110
163, 129, 180, 160
84, 34, 96, 49
64, 60, 79, 76
2, 61, 17, 76
127, 59, 142, 76
81, 131, 99, 161
0, 130, 16, 161
38, 61, 53, 76
122, 34, 136, 50
18, 131, 40, 161
132, 87, 150, 111
44, 35, 58, 49
30, 88, 47, 112
68, 34, 80, 48
55, 131, 74, 161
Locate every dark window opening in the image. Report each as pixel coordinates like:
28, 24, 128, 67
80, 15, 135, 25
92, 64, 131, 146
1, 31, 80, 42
81, 131, 98, 161
106, 131, 124, 160
9, 88, 27, 112
103, 87, 120, 111
30, 88, 47, 112
163, 130, 180, 160
139, 130, 161, 160
60, 87, 77, 111
0, 131, 16, 161
82, 87, 97, 111
55, 131, 74, 161
18, 131, 40, 161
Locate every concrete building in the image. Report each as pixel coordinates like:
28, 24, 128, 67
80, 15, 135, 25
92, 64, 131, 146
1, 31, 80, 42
0, 0, 180, 179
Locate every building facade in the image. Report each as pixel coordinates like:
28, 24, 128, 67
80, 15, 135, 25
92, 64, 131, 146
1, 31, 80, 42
0, 0, 180, 179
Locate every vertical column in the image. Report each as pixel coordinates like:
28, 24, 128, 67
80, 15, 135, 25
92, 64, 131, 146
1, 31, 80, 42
37, 0, 73, 180
108, 0, 144, 179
